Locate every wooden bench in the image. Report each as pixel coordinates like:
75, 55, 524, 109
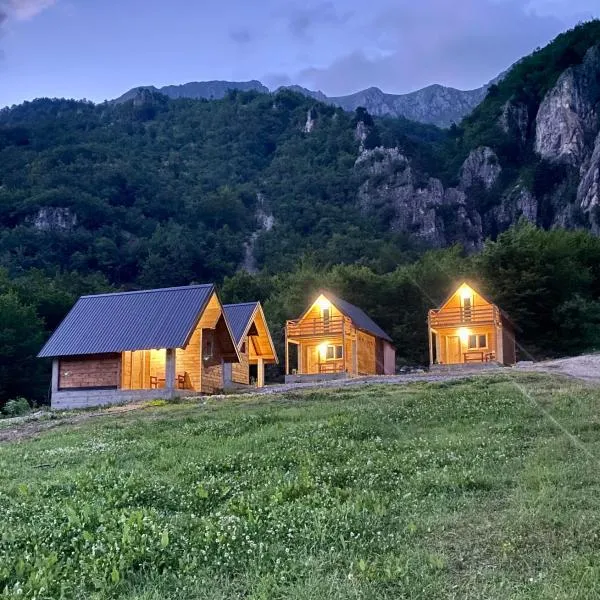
464, 351, 485, 363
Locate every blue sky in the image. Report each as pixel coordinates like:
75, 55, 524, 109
0, 0, 598, 107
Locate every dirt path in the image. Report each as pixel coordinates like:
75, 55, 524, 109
514, 354, 600, 382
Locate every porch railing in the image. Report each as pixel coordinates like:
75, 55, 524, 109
428, 305, 499, 329
286, 316, 349, 338
318, 361, 345, 374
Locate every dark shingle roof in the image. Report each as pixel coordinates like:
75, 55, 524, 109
324, 292, 393, 343
223, 302, 259, 346
38, 285, 215, 358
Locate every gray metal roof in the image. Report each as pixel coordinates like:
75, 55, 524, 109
38, 285, 215, 358
223, 302, 259, 346
324, 292, 393, 343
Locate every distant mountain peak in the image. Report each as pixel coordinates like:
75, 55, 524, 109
113, 76, 501, 127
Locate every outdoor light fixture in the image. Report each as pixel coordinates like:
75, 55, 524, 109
316, 296, 331, 311
458, 327, 470, 343
317, 342, 329, 359
460, 285, 473, 300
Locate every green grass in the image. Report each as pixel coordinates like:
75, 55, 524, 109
2, 374, 600, 599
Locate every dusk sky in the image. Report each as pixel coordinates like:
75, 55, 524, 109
0, 0, 599, 107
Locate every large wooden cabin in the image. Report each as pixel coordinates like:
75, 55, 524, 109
428, 282, 516, 366
223, 302, 278, 388
285, 292, 395, 382
38, 285, 240, 409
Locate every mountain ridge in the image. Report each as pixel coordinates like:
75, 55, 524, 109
113, 78, 496, 127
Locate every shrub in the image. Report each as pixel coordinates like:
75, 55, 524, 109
2, 397, 31, 418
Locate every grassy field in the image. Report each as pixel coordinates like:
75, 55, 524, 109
1, 374, 600, 599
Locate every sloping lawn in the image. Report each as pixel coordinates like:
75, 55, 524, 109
1, 374, 600, 599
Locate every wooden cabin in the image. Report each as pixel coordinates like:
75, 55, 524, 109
38, 285, 240, 409
223, 302, 278, 388
285, 292, 395, 382
428, 282, 516, 366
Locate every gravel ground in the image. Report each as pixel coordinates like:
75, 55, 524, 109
514, 353, 600, 382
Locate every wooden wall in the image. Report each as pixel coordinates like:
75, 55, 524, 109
59, 355, 120, 389
301, 298, 343, 323
200, 317, 234, 394
176, 321, 201, 390
357, 331, 376, 375
502, 324, 517, 365
232, 337, 250, 385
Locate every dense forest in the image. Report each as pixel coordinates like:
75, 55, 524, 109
3, 22, 600, 405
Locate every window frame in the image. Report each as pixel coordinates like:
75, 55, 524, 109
467, 334, 488, 350
323, 344, 343, 361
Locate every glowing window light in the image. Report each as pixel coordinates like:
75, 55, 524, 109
458, 327, 470, 343
317, 342, 329, 359
459, 285, 474, 301
316, 296, 331, 311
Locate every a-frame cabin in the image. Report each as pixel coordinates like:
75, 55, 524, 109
428, 282, 516, 366
285, 292, 395, 381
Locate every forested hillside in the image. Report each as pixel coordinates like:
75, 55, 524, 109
4, 21, 600, 405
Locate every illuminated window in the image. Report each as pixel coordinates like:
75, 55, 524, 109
468, 334, 487, 349
325, 345, 343, 360
462, 296, 473, 321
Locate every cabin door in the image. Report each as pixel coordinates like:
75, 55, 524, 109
446, 336, 462, 365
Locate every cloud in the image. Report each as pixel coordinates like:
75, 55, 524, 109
230, 28, 253, 45
283, 1, 353, 40
294, 0, 572, 95
1, 0, 55, 21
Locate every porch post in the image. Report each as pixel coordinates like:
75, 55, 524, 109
496, 325, 504, 365
165, 348, 176, 399
51, 359, 59, 393
342, 318, 346, 373
257, 357, 265, 388
297, 342, 303, 374
429, 330, 434, 366
285, 326, 289, 375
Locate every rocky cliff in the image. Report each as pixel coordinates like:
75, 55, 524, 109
353, 31, 600, 248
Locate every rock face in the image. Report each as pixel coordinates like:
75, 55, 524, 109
500, 100, 529, 142
459, 147, 502, 191
242, 193, 275, 274
492, 185, 538, 231
535, 45, 600, 167
577, 131, 600, 227
303, 109, 316, 133
331, 83, 489, 128
32, 208, 77, 231
356, 148, 482, 249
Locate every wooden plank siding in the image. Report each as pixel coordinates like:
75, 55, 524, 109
231, 339, 250, 385
357, 330, 376, 375
59, 355, 120, 389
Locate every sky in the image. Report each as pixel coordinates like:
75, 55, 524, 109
0, 0, 598, 107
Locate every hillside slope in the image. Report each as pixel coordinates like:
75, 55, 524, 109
1, 375, 599, 599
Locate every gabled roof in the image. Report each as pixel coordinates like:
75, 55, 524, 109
223, 302, 260, 346
433, 281, 515, 326
223, 302, 279, 362
38, 285, 216, 358
320, 291, 393, 343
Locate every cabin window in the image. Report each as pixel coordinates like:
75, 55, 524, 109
204, 338, 214, 359
322, 307, 330, 329
325, 345, 343, 360
462, 296, 473, 321
468, 334, 487, 349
